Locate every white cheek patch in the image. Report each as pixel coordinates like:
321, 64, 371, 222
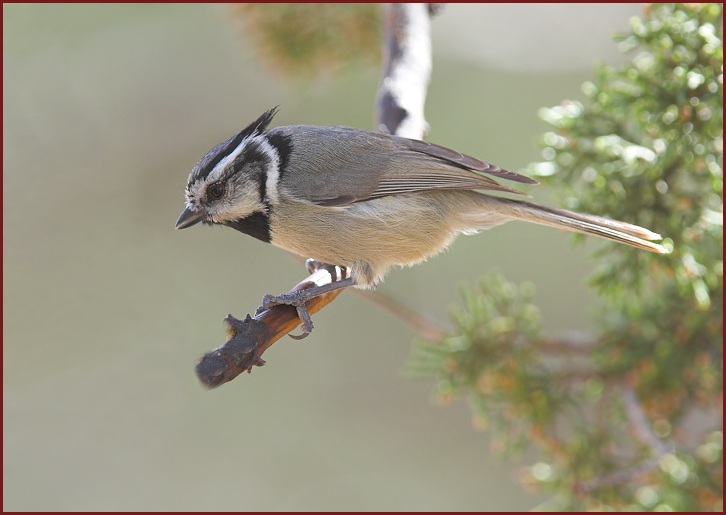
255, 135, 281, 205
211, 193, 262, 223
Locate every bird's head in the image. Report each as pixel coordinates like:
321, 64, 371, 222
175, 107, 284, 242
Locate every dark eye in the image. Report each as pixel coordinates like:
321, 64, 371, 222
208, 183, 225, 200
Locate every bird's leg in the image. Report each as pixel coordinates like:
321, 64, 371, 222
304, 259, 352, 280
261, 263, 356, 339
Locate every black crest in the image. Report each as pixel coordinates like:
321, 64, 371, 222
189, 106, 280, 185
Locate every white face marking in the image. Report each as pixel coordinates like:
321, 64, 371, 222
209, 185, 261, 224
256, 135, 280, 205
206, 139, 249, 184
184, 133, 281, 224
185, 135, 253, 211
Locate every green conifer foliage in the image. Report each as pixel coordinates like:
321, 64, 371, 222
408, 4, 722, 510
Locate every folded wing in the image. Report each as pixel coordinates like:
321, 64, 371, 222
276, 125, 537, 207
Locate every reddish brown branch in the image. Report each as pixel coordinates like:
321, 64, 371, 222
195, 266, 346, 388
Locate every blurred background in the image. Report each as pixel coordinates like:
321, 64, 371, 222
4, 3, 644, 510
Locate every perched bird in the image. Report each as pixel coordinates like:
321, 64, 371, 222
176, 107, 667, 336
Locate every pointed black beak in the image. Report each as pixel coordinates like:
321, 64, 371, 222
175, 206, 206, 229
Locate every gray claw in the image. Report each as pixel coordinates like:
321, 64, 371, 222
262, 291, 315, 338
295, 304, 315, 332
259, 276, 355, 339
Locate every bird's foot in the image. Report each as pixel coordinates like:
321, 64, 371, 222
262, 290, 316, 339
257, 266, 356, 339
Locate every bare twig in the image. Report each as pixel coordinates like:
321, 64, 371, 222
352, 289, 447, 341
571, 385, 668, 493
621, 385, 668, 457
537, 334, 596, 355
573, 458, 660, 494
195, 3, 436, 387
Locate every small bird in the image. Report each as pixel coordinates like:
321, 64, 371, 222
176, 107, 667, 336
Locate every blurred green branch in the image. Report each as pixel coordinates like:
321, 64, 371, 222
407, 3, 722, 511
233, 3, 381, 79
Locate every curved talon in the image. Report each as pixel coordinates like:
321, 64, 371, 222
288, 331, 310, 340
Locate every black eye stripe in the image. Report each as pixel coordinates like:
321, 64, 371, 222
265, 132, 292, 180
188, 107, 279, 185
232, 142, 268, 173
197, 143, 269, 198
193, 133, 248, 187
230, 143, 272, 208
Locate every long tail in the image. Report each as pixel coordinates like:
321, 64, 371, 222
460, 194, 669, 254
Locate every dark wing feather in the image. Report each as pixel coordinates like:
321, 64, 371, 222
373, 149, 530, 197
403, 138, 539, 185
